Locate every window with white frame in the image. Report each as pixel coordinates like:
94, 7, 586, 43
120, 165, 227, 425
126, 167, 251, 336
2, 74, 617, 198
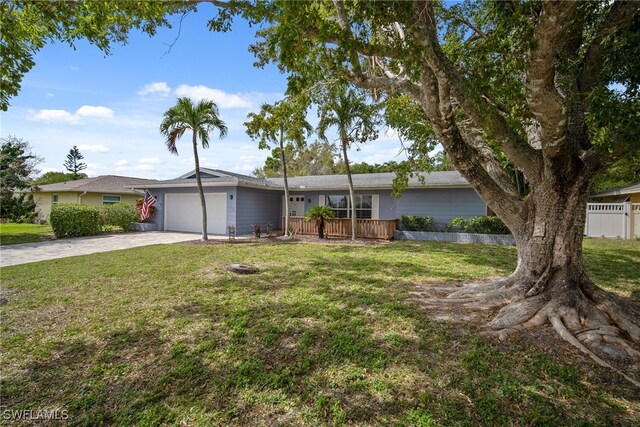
52, 194, 59, 205
326, 195, 373, 219
102, 195, 121, 205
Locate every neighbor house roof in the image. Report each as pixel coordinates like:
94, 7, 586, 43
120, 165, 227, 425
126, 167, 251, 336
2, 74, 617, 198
590, 182, 640, 198
35, 175, 158, 195
136, 168, 471, 191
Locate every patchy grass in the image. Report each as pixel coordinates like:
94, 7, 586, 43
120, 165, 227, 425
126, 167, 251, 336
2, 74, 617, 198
0, 223, 54, 246
583, 238, 640, 298
0, 240, 638, 426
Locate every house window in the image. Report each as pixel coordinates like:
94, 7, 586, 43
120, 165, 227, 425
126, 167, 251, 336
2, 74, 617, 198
102, 195, 121, 205
52, 194, 59, 205
326, 195, 373, 219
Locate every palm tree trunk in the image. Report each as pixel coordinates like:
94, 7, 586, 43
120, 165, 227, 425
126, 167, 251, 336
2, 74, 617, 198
280, 126, 291, 237
341, 138, 356, 240
192, 132, 208, 241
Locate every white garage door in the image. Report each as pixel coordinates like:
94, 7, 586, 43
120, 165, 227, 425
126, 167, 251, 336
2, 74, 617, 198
164, 193, 227, 234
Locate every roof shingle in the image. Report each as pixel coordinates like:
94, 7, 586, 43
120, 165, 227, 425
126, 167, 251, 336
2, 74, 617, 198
35, 175, 158, 194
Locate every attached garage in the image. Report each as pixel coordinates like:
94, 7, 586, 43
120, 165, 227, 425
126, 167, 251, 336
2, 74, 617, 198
164, 193, 227, 234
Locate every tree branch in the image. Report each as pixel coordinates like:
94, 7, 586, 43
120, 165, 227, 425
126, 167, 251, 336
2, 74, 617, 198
411, 1, 543, 184
524, 1, 579, 159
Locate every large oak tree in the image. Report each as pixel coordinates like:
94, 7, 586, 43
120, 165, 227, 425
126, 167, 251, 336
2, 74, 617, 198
3, 0, 639, 382
210, 0, 640, 381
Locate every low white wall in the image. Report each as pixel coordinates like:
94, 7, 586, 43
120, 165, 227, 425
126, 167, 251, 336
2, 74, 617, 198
395, 230, 515, 246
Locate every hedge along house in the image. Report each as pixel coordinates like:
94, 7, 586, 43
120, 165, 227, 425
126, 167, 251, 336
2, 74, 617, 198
33, 175, 158, 222
134, 168, 487, 237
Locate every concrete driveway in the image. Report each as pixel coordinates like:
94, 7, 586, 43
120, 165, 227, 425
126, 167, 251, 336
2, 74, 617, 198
0, 232, 209, 267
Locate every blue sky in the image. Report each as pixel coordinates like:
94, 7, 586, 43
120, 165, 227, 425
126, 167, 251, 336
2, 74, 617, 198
0, 4, 405, 180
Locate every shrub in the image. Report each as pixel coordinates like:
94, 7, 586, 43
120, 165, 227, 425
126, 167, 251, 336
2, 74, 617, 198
448, 216, 510, 234
100, 203, 138, 232
401, 215, 434, 231
50, 204, 101, 238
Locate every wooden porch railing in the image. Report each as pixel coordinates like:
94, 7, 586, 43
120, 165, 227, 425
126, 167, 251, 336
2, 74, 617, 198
284, 217, 398, 240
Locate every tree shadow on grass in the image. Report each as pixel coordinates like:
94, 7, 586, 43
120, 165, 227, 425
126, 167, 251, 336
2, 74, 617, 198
3, 294, 638, 426
2, 241, 638, 426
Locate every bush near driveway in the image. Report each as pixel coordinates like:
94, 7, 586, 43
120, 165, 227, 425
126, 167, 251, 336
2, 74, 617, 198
49, 204, 101, 238
100, 202, 138, 232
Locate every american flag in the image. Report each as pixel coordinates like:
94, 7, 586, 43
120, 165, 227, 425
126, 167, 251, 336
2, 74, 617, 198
140, 190, 157, 222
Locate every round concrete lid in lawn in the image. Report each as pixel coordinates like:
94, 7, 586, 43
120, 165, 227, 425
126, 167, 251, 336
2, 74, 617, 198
226, 264, 260, 274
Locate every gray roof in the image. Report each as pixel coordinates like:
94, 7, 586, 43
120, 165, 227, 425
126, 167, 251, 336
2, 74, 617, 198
591, 182, 640, 198
35, 175, 157, 194
138, 169, 471, 190
267, 171, 470, 190
138, 169, 280, 189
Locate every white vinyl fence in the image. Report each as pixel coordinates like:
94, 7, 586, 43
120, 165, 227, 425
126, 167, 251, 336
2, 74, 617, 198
585, 202, 639, 239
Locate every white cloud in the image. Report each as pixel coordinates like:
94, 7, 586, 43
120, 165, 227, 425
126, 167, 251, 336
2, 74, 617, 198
138, 157, 162, 164
70, 65, 79, 71
75, 105, 114, 119
28, 105, 114, 124
46, 93, 54, 98
29, 109, 79, 124
138, 81, 171, 96
240, 155, 260, 163
115, 160, 129, 167
174, 84, 253, 109
77, 144, 110, 153
84, 162, 105, 177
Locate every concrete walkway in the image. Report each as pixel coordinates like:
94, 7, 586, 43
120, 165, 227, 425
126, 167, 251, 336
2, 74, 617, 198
0, 232, 227, 267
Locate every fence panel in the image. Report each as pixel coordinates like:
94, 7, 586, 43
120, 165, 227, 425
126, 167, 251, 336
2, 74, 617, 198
585, 203, 626, 238
633, 204, 640, 238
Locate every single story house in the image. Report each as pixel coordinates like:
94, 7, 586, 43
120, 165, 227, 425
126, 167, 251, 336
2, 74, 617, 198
33, 175, 158, 221
134, 168, 487, 235
589, 182, 640, 203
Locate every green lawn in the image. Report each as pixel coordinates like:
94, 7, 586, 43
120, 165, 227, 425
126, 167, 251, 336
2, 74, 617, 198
0, 222, 54, 246
1, 239, 638, 426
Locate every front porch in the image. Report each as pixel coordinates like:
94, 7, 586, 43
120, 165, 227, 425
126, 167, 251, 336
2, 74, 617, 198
284, 217, 398, 240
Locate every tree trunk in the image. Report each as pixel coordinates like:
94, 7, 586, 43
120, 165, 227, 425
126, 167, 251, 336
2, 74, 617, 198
341, 138, 356, 240
436, 179, 640, 384
280, 127, 291, 237
318, 218, 324, 239
192, 132, 208, 241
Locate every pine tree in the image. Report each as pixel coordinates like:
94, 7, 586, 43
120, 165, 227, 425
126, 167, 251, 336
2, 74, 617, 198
64, 146, 87, 179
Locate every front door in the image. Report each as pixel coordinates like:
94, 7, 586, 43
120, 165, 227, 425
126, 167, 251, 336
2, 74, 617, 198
287, 195, 305, 217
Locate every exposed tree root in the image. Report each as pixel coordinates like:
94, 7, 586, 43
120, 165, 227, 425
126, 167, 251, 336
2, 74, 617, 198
414, 277, 640, 388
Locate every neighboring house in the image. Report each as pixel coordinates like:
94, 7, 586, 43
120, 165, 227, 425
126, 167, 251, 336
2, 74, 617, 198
589, 182, 640, 203
134, 168, 487, 235
33, 175, 158, 221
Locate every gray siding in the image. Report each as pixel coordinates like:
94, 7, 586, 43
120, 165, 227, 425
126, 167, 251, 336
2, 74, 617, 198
235, 187, 282, 234
395, 188, 486, 227
147, 186, 237, 233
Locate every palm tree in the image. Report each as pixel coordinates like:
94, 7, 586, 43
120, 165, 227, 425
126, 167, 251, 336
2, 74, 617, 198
317, 87, 380, 240
305, 205, 336, 239
160, 97, 227, 240
245, 98, 312, 238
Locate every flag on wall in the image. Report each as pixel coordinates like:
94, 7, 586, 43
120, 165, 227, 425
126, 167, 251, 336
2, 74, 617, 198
140, 190, 157, 221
